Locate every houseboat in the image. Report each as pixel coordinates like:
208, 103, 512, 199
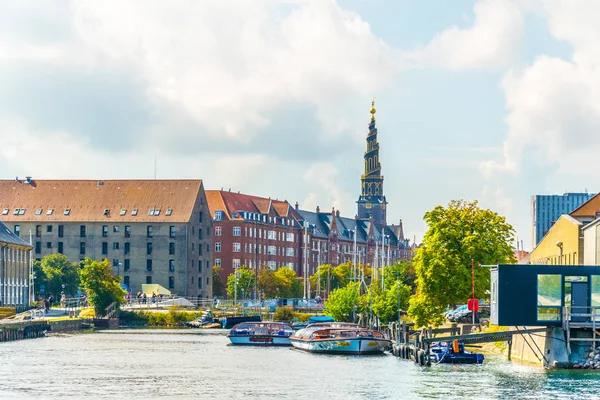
290, 326, 391, 355
227, 322, 293, 346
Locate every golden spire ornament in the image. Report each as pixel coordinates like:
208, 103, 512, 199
370, 97, 376, 121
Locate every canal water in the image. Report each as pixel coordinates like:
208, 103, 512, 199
0, 329, 597, 399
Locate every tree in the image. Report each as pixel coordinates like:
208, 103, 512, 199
79, 258, 126, 316
226, 266, 256, 299
274, 267, 302, 298
34, 254, 79, 298
372, 282, 411, 324
324, 282, 361, 322
408, 200, 516, 327
258, 268, 279, 298
212, 266, 225, 297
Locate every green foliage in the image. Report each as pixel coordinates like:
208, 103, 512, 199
324, 282, 361, 322
33, 254, 80, 297
256, 266, 302, 299
273, 306, 295, 321
79, 258, 126, 316
212, 266, 225, 297
119, 308, 199, 327
408, 200, 516, 327
227, 266, 256, 299
274, 267, 302, 298
372, 282, 411, 324
293, 312, 310, 322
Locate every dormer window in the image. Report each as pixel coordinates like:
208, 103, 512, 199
13, 209, 19, 215
149, 209, 155, 216
2, 208, 8, 215
120, 209, 127, 216
154, 209, 161, 216
166, 209, 172, 216
103, 209, 110, 216
214, 211, 223, 221
18, 209, 25, 215
35, 208, 42, 215
47, 209, 53, 216
132, 209, 138, 216
64, 208, 71, 216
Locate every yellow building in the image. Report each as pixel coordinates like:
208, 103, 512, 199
529, 215, 583, 265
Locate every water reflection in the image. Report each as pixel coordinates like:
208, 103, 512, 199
0, 329, 595, 399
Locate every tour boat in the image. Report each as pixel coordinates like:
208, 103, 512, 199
290, 326, 391, 355
227, 322, 294, 346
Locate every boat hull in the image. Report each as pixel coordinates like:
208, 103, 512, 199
290, 338, 390, 355
228, 335, 291, 346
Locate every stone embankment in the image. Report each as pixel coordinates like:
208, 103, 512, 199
573, 346, 600, 369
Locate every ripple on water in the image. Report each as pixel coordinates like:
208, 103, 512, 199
0, 329, 596, 399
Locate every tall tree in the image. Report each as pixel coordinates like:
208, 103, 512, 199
79, 258, 126, 316
408, 200, 516, 327
34, 254, 79, 298
324, 282, 361, 322
227, 266, 256, 299
274, 266, 302, 298
257, 268, 279, 298
212, 266, 225, 297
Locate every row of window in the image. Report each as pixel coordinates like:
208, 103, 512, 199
213, 210, 296, 226
220, 258, 295, 270
213, 225, 295, 242
3, 207, 175, 217
21, 224, 178, 239
213, 242, 295, 256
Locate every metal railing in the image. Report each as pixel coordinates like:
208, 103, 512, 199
562, 306, 600, 355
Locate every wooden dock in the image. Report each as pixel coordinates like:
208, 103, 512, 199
391, 321, 552, 366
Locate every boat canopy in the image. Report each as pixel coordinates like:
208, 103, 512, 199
308, 316, 334, 324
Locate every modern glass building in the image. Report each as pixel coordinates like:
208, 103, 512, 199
531, 193, 595, 246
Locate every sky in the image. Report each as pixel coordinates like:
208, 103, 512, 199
1, 0, 599, 250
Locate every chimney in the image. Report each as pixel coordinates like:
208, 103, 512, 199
25, 176, 32, 184
336, 210, 340, 218
295, 201, 299, 210
331, 207, 335, 214
355, 214, 358, 220
316, 206, 320, 213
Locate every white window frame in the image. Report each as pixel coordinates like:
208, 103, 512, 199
215, 242, 222, 252
215, 258, 221, 267
233, 227, 241, 236
215, 226, 222, 236
233, 242, 241, 252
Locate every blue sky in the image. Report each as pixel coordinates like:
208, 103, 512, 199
1, 0, 599, 250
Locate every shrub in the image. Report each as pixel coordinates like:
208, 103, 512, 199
79, 308, 96, 318
293, 312, 310, 322
274, 306, 294, 321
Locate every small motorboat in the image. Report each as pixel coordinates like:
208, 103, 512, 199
429, 340, 484, 364
290, 326, 390, 355
227, 322, 293, 346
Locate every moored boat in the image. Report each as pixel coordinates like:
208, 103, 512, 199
290, 326, 390, 355
227, 322, 293, 346
428, 340, 484, 364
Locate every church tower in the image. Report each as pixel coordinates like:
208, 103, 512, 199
357, 98, 387, 228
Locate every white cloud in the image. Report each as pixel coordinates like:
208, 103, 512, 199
301, 162, 352, 213
405, 0, 524, 70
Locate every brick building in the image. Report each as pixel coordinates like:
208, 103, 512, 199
0, 219, 32, 308
206, 190, 302, 284
0, 179, 212, 299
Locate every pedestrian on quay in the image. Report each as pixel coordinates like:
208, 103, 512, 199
44, 298, 50, 314
142, 293, 147, 305
126, 292, 131, 305
60, 293, 67, 308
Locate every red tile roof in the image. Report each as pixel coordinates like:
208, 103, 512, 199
0, 179, 202, 223
205, 190, 292, 220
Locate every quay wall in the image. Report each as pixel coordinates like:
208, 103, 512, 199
507, 327, 568, 368
49, 319, 86, 333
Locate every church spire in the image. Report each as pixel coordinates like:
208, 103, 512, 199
357, 98, 387, 229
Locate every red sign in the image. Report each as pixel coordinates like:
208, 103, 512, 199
249, 336, 273, 343
468, 298, 479, 312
